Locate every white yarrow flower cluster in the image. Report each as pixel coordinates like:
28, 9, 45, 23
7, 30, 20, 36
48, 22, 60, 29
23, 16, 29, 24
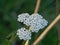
17, 28, 31, 40
22, 13, 48, 32
17, 13, 30, 22
17, 13, 48, 40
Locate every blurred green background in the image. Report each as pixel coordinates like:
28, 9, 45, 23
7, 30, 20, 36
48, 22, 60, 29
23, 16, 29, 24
0, 0, 60, 45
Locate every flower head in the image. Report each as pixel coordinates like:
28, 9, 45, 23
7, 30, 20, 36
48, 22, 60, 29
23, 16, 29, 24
28, 13, 48, 32
17, 28, 31, 40
17, 13, 30, 22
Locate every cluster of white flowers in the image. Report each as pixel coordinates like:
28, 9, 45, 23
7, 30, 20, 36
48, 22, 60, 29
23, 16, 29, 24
17, 28, 31, 40
17, 13, 30, 22
17, 13, 48, 40
28, 13, 48, 32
